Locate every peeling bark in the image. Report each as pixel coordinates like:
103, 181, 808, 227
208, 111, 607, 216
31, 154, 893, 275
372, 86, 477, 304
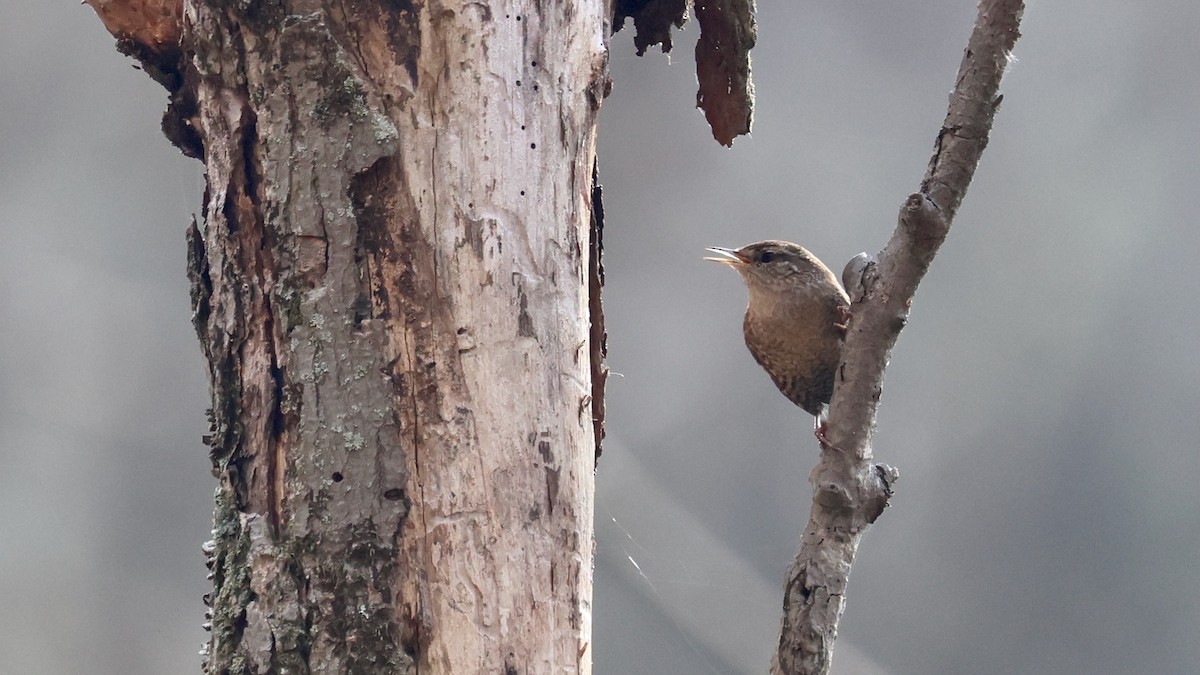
694, 0, 755, 147
772, 2, 1026, 673
613, 0, 689, 55
613, 0, 756, 145
92, 0, 607, 672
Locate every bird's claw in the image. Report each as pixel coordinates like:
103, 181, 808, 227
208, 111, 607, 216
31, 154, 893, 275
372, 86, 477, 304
814, 419, 844, 452
834, 306, 852, 336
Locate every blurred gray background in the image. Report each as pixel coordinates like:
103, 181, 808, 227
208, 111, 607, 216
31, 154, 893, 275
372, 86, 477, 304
3, 2, 1198, 673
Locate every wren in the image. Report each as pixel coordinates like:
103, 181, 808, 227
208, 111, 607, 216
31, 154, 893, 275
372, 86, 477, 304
706, 241, 851, 417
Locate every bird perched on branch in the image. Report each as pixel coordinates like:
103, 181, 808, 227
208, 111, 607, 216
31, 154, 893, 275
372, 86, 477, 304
705, 241, 851, 418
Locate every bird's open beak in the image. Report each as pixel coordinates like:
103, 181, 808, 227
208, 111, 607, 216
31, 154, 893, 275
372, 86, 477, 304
704, 247, 749, 265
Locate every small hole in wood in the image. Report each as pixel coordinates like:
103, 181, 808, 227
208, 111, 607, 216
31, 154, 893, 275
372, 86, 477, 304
332, 472, 343, 482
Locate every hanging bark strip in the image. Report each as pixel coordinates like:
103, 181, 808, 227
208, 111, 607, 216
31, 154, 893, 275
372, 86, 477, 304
614, 0, 757, 146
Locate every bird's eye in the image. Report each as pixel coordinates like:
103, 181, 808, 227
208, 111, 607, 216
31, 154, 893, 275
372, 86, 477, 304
758, 250, 776, 263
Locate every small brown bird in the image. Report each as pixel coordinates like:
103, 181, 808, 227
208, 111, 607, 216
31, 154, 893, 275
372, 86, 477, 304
705, 241, 851, 417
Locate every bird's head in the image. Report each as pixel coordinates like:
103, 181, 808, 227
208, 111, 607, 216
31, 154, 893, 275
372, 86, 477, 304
704, 240, 832, 296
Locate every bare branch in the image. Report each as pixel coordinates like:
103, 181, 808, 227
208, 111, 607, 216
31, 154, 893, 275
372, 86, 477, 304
772, 2, 1025, 673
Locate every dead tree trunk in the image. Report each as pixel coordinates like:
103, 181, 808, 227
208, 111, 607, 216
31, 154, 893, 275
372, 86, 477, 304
89, 1, 609, 672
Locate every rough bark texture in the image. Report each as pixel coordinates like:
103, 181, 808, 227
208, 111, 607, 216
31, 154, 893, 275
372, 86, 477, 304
91, 0, 608, 672
772, 2, 1026, 674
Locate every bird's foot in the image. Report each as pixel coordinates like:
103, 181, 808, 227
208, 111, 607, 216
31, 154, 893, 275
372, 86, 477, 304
834, 306, 852, 337
814, 419, 845, 452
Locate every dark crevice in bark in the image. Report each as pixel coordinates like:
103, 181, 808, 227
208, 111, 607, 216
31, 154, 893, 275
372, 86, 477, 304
159, 39, 204, 159
587, 160, 607, 462
188, 217, 214, 344
240, 112, 263, 214
516, 283, 537, 338
265, 340, 286, 533
382, 0, 422, 85
348, 169, 377, 329
350, 156, 398, 322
